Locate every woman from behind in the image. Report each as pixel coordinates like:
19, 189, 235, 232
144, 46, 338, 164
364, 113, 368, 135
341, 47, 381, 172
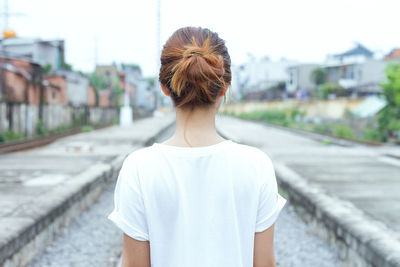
108, 26, 286, 267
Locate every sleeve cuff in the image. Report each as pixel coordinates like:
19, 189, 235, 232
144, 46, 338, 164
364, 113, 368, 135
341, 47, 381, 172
255, 193, 287, 233
107, 210, 149, 241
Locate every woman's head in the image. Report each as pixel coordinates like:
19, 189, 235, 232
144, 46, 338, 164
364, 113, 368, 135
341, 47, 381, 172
159, 27, 231, 110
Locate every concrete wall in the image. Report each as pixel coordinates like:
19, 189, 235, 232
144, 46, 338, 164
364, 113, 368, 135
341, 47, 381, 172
221, 98, 365, 119
0, 102, 118, 136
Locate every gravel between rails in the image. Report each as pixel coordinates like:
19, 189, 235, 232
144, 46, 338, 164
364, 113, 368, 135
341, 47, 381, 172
27, 180, 122, 267
275, 204, 344, 267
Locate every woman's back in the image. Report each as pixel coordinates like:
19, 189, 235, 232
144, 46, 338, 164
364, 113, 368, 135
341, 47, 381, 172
108, 139, 286, 267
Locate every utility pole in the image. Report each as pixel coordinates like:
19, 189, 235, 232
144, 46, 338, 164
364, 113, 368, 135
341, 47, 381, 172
1, 0, 25, 32
154, 0, 161, 112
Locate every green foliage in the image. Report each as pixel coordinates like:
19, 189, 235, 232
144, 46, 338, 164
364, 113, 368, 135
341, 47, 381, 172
121, 63, 142, 74
362, 128, 384, 142
43, 64, 52, 75
322, 139, 331, 145
319, 82, 343, 100
311, 68, 327, 86
61, 61, 73, 71
333, 125, 354, 139
89, 73, 108, 90
312, 123, 333, 135
236, 108, 303, 127
81, 125, 94, 133
37, 119, 49, 136
147, 77, 156, 87
0, 130, 21, 143
378, 63, 400, 140
112, 117, 120, 125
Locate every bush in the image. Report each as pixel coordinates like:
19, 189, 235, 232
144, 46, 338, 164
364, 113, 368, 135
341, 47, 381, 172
362, 128, 384, 142
312, 123, 333, 135
81, 125, 94, 133
37, 120, 49, 136
333, 125, 354, 139
0, 130, 21, 143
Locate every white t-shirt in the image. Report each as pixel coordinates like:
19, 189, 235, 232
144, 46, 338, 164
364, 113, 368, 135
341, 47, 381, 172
108, 139, 286, 267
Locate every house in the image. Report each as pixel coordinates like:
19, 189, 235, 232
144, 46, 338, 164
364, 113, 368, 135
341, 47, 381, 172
123, 66, 154, 110
95, 65, 119, 86
87, 85, 96, 107
98, 88, 112, 108
44, 75, 68, 105
0, 38, 64, 70
286, 64, 319, 96
236, 57, 298, 99
385, 48, 400, 60
56, 70, 89, 107
324, 43, 386, 95
0, 53, 42, 104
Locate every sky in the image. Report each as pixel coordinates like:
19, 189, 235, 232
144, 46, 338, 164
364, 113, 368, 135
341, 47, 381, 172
5, 0, 400, 77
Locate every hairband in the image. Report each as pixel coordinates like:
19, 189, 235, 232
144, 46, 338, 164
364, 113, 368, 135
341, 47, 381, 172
190, 51, 203, 56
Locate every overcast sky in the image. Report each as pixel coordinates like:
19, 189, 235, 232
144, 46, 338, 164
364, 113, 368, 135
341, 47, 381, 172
6, 0, 400, 77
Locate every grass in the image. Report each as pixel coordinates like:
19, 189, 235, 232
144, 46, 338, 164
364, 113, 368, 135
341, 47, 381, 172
225, 109, 383, 144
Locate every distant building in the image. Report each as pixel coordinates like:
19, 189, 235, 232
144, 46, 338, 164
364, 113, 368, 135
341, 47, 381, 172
55, 70, 89, 107
237, 57, 298, 99
44, 75, 68, 105
0, 38, 64, 70
95, 65, 119, 86
385, 48, 400, 60
87, 85, 96, 107
286, 64, 319, 96
122, 65, 155, 111
0, 53, 42, 104
326, 43, 374, 65
324, 43, 386, 95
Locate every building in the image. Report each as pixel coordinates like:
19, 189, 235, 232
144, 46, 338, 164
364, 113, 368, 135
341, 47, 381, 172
235, 57, 298, 100
56, 70, 89, 107
0, 38, 64, 70
324, 43, 386, 95
44, 75, 68, 105
385, 48, 400, 60
0, 53, 42, 104
286, 64, 319, 96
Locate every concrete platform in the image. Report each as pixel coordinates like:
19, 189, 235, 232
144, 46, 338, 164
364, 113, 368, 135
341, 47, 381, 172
216, 115, 400, 267
0, 113, 175, 267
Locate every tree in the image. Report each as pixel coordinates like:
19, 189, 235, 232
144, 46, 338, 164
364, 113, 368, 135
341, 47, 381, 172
311, 67, 327, 86
61, 61, 73, 71
121, 63, 142, 74
89, 73, 108, 90
378, 63, 400, 141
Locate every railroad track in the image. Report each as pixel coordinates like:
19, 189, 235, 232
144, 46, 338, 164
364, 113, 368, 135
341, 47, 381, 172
0, 124, 112, 154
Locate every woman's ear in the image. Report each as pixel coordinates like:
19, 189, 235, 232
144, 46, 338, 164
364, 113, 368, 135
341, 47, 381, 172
219, 84, 229, 96
160, 83, 171, 96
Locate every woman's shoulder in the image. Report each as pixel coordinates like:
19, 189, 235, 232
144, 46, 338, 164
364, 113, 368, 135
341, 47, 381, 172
230, 142, 273, 165
122, 145, 157, 167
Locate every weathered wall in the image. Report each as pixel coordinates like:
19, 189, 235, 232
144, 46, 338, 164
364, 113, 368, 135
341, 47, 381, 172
0, 103, 118, 136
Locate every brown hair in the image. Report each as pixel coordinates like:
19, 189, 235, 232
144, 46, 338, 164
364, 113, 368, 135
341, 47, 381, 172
159, 26, 231, 110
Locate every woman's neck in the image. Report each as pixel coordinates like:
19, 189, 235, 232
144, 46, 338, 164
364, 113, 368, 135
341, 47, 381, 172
163, 106, 226, 147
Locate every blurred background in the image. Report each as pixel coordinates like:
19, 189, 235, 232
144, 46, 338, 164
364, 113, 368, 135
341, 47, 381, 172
0, 0, 399, 267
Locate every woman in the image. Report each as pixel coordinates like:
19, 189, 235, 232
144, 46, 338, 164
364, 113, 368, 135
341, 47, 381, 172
108, 26, 286, 267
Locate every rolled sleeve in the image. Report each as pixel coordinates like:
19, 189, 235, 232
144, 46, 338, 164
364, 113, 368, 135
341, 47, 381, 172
255, 154, 287, 233
108, 156, 149, 241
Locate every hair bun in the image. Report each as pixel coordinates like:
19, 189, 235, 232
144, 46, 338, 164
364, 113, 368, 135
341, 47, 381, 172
171, 36, 225, 99
159, 27, 231, 109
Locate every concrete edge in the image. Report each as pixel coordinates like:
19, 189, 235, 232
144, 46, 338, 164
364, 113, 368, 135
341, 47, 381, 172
274, 162, 400, 267
0, 116, 176, 267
